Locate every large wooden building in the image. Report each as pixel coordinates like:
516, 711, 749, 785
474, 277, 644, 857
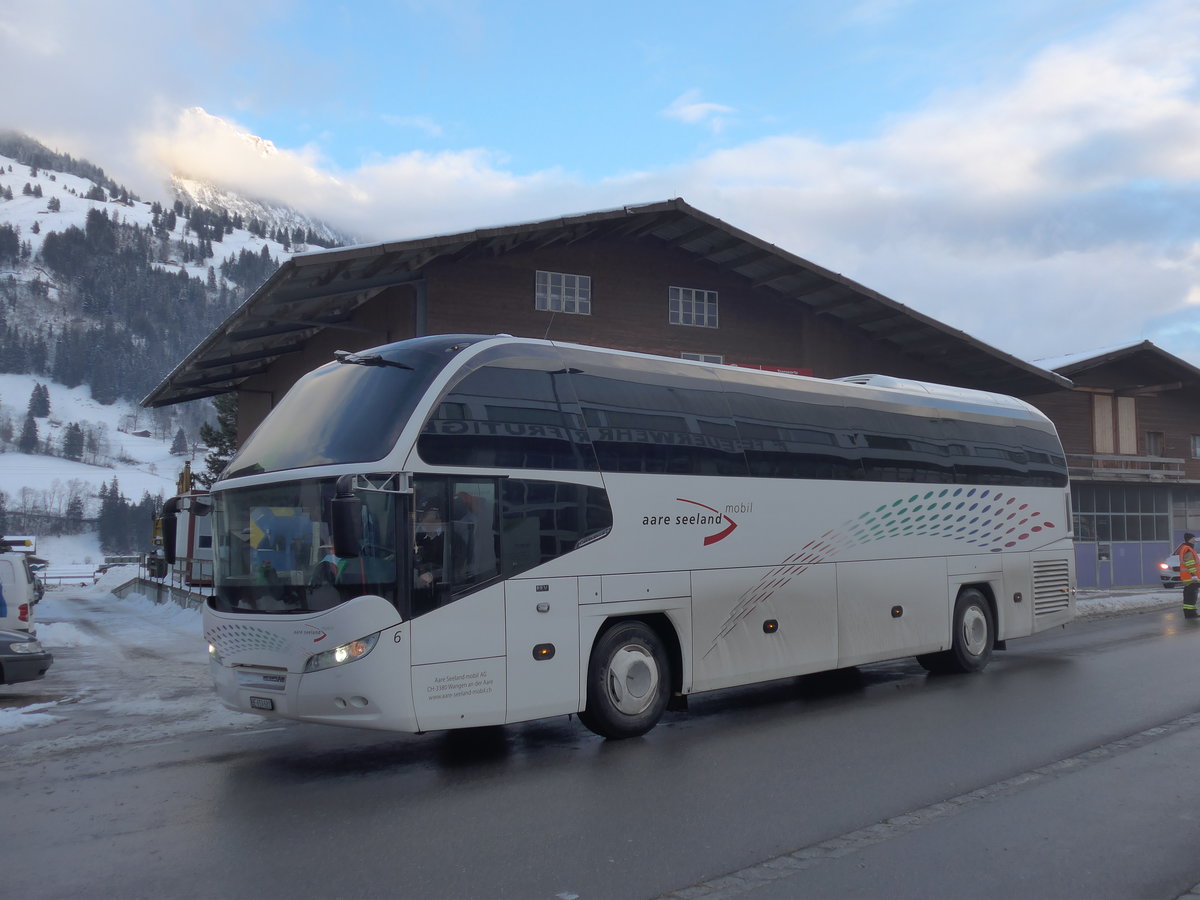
143, 199, 1200, 587
1032, 342, 1200, 588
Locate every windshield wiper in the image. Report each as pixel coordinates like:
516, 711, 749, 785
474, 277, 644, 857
334, 350, 413, 370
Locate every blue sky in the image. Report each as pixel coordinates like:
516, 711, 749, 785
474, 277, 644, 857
201, 0, 1143, 178
2, 0, 1199, 368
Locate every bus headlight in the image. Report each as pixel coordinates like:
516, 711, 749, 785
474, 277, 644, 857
208, 642, 223, 664
303, 632, 381, 674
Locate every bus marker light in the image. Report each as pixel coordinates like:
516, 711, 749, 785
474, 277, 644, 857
533, 643, 556, 660
762, 620, 778, 634
891, 606, 904, 618
1013, 592, 1023, 603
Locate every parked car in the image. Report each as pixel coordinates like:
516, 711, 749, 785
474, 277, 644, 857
1159, 555, 1181, 588
0, 628, 53, 685
0, 546, 43, 631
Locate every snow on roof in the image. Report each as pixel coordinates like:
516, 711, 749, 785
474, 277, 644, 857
1035, 340, 1152, 372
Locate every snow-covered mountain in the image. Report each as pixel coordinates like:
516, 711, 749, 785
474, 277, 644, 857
170, 174, 349, 249
0, 130, 352, 560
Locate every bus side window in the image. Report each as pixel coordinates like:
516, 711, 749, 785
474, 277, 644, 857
450, 481, 500, 589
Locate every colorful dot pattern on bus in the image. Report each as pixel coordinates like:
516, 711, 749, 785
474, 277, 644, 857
206, 622, 291, 657
847, 488, 1054, 551
705, 489, 1057, 654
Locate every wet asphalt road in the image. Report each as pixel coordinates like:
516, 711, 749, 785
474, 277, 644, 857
4, 602, 1200, 899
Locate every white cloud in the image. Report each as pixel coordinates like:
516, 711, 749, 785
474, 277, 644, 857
662, 90, 736, 131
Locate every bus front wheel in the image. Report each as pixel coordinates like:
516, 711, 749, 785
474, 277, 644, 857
917, 588, 994, 674
579, 621, 670, 739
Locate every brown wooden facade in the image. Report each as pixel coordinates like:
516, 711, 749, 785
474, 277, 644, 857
1023, 343, 1200, 588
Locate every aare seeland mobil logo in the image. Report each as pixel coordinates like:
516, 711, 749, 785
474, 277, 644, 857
639, 497, 748, 545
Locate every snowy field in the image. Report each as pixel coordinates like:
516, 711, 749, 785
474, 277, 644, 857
0, 371, 183, 511
0, 570, 1181, 741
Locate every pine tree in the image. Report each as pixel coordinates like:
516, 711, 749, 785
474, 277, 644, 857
27, 382, 49, 417
98, 477, 122, 552
61, 422, 84, 461
17, 411, 38, 453
65, 494, 85, 534
170, 427, 188, 455
196, 393, 238, 487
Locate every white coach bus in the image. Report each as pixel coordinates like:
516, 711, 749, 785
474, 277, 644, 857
190, 334, 1074, 739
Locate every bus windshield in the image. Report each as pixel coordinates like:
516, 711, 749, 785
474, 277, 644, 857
210, 477, 400, 614
224, 336, 481, 479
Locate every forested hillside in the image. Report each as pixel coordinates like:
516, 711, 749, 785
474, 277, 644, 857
0, 131, 346, 407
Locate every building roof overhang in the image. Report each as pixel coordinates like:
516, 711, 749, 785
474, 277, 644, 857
142, 198, 1070, 407
1040, 340, 1200, 394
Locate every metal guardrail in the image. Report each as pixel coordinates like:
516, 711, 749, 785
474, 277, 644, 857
139, 554, 216, 596
1067, 453, 1185, 481
41, 572, 99, 586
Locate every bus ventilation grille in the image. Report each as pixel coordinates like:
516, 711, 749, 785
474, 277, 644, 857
1033, 559, 1072, 616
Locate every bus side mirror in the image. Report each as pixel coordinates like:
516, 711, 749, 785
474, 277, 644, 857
160, 496, 180, 565
331, 475, 362, 558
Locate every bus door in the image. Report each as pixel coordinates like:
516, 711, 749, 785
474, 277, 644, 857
504, 576, 580, 723
408, 476, 508, 731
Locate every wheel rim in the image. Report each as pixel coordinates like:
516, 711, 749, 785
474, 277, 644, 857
605, 643, 660, 716
961, 604, 989, 657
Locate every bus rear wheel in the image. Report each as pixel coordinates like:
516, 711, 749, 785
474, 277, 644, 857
579, 621, 670, 739
917, 588, 994, 674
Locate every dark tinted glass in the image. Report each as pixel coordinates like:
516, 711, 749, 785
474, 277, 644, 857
944, 419, 1068, 487
225, 336, 477, 479
408, 474, 612, 613
418, 346, 598, 471
845, 405, 957, 484
720, 381, 864, 480
416, 341, 1068, 489
500, 478, 613, 577
565, 351, 748, 476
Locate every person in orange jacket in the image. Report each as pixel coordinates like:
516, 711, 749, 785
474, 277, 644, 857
1177, 532, 1200, 619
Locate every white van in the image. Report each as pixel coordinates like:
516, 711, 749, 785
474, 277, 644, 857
0, 549, 42, 632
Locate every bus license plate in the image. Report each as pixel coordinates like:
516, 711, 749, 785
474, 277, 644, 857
250, 696, 274, 711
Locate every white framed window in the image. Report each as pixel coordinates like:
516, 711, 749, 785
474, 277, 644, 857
535, 270, 591, 315
669, 286, 718, 328
682, 352, 724, 364
1192, 435, 1200, 459
1145, 431, 1165, 457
